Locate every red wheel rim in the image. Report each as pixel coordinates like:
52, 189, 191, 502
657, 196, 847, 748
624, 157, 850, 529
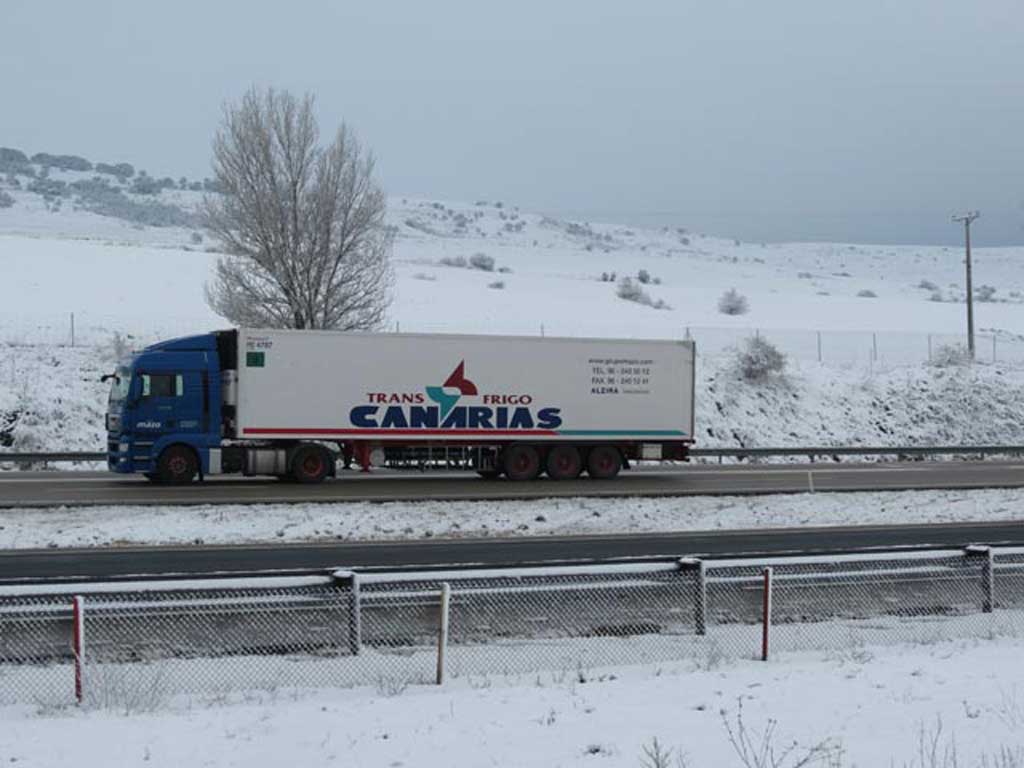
302, 454, 323, 477
169, 455, 187, 475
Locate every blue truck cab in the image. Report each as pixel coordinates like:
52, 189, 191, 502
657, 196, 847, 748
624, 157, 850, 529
106, 329, 338, 484
106, 331, 228, 483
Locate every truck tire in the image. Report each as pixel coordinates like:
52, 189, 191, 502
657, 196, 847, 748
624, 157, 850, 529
502, 444, 541, 481
586, 445, 621, 480
291, 445, 331, 484
546, 445, 582, 480
476, 469, 502, 480
156, 445, 198, 485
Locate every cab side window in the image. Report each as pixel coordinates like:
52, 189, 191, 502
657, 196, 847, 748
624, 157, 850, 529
141, 373, 183, 398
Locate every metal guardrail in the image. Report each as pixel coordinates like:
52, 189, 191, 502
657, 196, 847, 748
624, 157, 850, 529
2, 445, 1024, 465
690, 444, 1024, 460
0, 452, 106, 463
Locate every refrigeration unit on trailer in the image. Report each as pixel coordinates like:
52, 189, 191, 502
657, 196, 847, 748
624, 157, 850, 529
104, 328, 695, 484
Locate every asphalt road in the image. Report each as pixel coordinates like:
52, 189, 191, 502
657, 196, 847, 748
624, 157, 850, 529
4, 461, 1024, 507
3, 520, 1024, 582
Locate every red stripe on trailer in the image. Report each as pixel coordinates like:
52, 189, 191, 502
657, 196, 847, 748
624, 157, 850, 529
242, 428, 558, 436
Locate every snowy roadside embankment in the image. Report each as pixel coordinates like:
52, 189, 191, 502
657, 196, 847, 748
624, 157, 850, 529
3, 638, 1022, 767
1, 487, 1018, 550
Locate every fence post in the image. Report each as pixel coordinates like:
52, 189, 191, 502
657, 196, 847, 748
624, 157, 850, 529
348, 573, 362, 655
872, 332, 878, 362
993, 335, 997, 364
436, 582, 451, 685
70, 313, 76, 348
928, 334, 933, 363
816, 331, 822, 363
761, 567, 772, 661
983, 549, 995, 613
965, 545, 994, 613
679, 558, 706, 635
72, 595, 85, 703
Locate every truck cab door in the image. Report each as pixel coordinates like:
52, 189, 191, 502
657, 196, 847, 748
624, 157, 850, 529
133, 370, 205, 437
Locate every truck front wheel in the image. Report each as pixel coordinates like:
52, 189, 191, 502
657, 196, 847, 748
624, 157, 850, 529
291, 445, 332, 484
156, 445, 199, 485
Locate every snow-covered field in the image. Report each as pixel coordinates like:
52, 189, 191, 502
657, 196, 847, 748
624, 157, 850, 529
0, 486, 1016, 550
3, 638, 1023, 767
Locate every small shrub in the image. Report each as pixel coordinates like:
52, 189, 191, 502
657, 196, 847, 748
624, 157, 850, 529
857, 289, 877, 298
497, 266, 513, 274
31, 153, 92, 172
413, 272, 437, 281
190, 231, 203, 244
95, 162, 135, 180
469, 252, 495, 271
27, 177, 67, 198
718, 288, 749, 316
797, 271, 813, 279
976, 285, 997, 302
929, 291, 944, 302
930, 343, 971, 367
617, 278, 670, 310
487, 280, 505, 290
438, 255, 468, 268
735, 336, 786, 382
918, 279, 938, 291
617, 277, 647, 303
0, 191, 13, 209
637, 269, 652, 284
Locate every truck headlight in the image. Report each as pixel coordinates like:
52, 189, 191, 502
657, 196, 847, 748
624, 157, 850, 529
118, 442, 129, 453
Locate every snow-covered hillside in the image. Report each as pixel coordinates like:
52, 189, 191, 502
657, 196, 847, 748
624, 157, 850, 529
3, 152, 1024, 455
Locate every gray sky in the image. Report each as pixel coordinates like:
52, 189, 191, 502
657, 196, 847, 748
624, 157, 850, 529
4, 0, 1023, 245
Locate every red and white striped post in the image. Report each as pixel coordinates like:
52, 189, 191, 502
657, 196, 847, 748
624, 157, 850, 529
71, 595, 86, 703
761, 567, 773, 661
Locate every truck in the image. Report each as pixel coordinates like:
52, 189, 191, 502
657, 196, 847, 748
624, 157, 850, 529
104, 328, 695, 484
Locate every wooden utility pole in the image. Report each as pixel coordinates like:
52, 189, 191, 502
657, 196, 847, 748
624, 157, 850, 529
952, 211, 980, 360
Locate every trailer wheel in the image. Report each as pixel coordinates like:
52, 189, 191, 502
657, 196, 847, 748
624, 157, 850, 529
502, 444, 541, 481
291, 445, 332, 484
546, 445, 582, 480
586, 445, 622, 480
156, 445, 199, 485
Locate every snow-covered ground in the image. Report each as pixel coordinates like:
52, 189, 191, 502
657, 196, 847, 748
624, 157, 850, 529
3, 638, 1023, 767
0, 486, 1017, 550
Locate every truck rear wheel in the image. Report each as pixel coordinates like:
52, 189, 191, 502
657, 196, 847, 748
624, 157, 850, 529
546, 445, 582, 480
156, 445, 199, 485
502, 444, 541, 481
586, 445, 622, 480
291, 445, 331, 484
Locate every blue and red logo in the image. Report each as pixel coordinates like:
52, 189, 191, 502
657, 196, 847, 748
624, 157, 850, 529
349, 360, 563, 433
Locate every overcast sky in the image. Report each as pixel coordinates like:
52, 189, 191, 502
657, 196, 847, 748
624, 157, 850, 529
3, 0, 1022, 245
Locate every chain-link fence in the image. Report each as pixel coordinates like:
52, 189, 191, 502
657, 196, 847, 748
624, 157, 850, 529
2, 548, 1022, 709
5, 312, 1024, 369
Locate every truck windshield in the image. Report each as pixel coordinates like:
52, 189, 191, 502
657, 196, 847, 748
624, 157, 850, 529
108, 367, 132, 404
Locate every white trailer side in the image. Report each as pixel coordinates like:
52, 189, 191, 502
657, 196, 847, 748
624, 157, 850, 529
233, 329, 694, 445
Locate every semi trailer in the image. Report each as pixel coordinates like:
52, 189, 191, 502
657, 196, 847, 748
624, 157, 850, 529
104, 328, 695, 484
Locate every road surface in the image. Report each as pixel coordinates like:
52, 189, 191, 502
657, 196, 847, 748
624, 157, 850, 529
3, 461, 1024, 507
2, 520, 1023, 582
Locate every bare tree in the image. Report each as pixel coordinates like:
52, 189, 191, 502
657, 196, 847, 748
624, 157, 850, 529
204, 87, 393, 330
